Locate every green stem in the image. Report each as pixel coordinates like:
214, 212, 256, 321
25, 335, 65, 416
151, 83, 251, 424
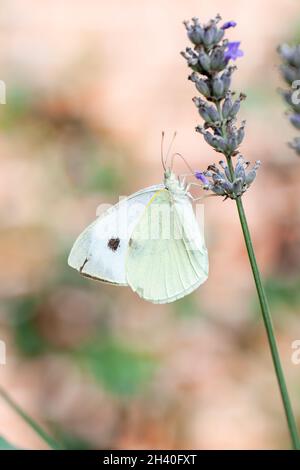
0, 387, 62, 450
234, 196, 300, 449
225, 156, 300, 449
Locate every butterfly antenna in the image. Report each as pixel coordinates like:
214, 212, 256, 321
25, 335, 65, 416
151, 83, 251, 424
161, 131, 166, 171
165, 131, 177, 169
170, 152, 195, 174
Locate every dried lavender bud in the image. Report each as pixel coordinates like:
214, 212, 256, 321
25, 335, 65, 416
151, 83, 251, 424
197, 128, 226, 152
202, 130, 220, 149
203, 25, 216, 46
221, 179, 234, 193
219, 160, 232, 180
193, 99, 212, 122
181, 48, 203, 73
199, 52, 211, 73
220, 67, 235, 93
236, 121, 246, 145
288, 137, 300, 156
214, 28, 225, 43
234, 155, 246, 183
222, 93, 233, 119
183, 18, 204, 46
289, 114, 300, 130
278, 44, 295, 64
189, 73, 211, 98
207, 163, 221, 174
198, 108, 212, 122
210, 47, 227, 72
211, 184, 227, 196
280, 65, 299, 85
279, 44, 300, 68
232, 178, 243, 195
207, 105, 220, 122
212, 77, 225, 98
279, 90, 300, 112
229, 97, 241, 118
278, 42, 300, 156
226, 134, 238, 154
245, 160, 261, 185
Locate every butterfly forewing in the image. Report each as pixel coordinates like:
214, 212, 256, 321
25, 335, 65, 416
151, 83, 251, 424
68, 185, 163, 284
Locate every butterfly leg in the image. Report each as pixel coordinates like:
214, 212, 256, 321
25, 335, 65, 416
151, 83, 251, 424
187, 191, 217, 201
179, 173, 195, 180
186, 183, 217, 202
186, 182, 204, 191
178, 173, 196, 188
186, 182, 203, 201
187, 192, 206, 202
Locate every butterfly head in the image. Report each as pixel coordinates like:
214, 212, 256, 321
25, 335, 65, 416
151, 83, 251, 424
164, 168, 186, 195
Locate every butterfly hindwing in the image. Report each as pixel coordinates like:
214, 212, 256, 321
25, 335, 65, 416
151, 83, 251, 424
125, 189, 209, 303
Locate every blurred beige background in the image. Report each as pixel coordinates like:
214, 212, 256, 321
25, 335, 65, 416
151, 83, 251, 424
0, 0, 300, 450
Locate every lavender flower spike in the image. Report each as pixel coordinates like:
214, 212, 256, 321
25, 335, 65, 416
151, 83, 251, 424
182, 15, 252, 198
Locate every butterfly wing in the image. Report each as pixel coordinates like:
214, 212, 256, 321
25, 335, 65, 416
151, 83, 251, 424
68, 184, 164, 284
126, 189, 209, 303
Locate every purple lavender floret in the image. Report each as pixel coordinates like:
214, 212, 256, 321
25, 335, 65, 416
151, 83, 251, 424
195, 172, 209, 185
224, 41, 244, 61
221, 21, 237, 30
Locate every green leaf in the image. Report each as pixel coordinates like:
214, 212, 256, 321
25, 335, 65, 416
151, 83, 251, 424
87, 164, 122, 194
265, 277, 300, 310
0, 86, 34, 130
10, 297, 47, 357
0, 388, 62, 450
172, 294, 201, 318
0, 436, 19, 450
78, 337, 157, 397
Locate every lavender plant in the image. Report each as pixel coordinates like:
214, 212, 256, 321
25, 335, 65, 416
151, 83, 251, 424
182, 15, 300, 449
278, 44, 300, 156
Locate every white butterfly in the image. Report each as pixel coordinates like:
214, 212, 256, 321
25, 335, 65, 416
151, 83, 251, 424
68, 135, 209, 303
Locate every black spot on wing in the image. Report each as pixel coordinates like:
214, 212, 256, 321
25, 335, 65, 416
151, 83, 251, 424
108, 237, 120, 251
